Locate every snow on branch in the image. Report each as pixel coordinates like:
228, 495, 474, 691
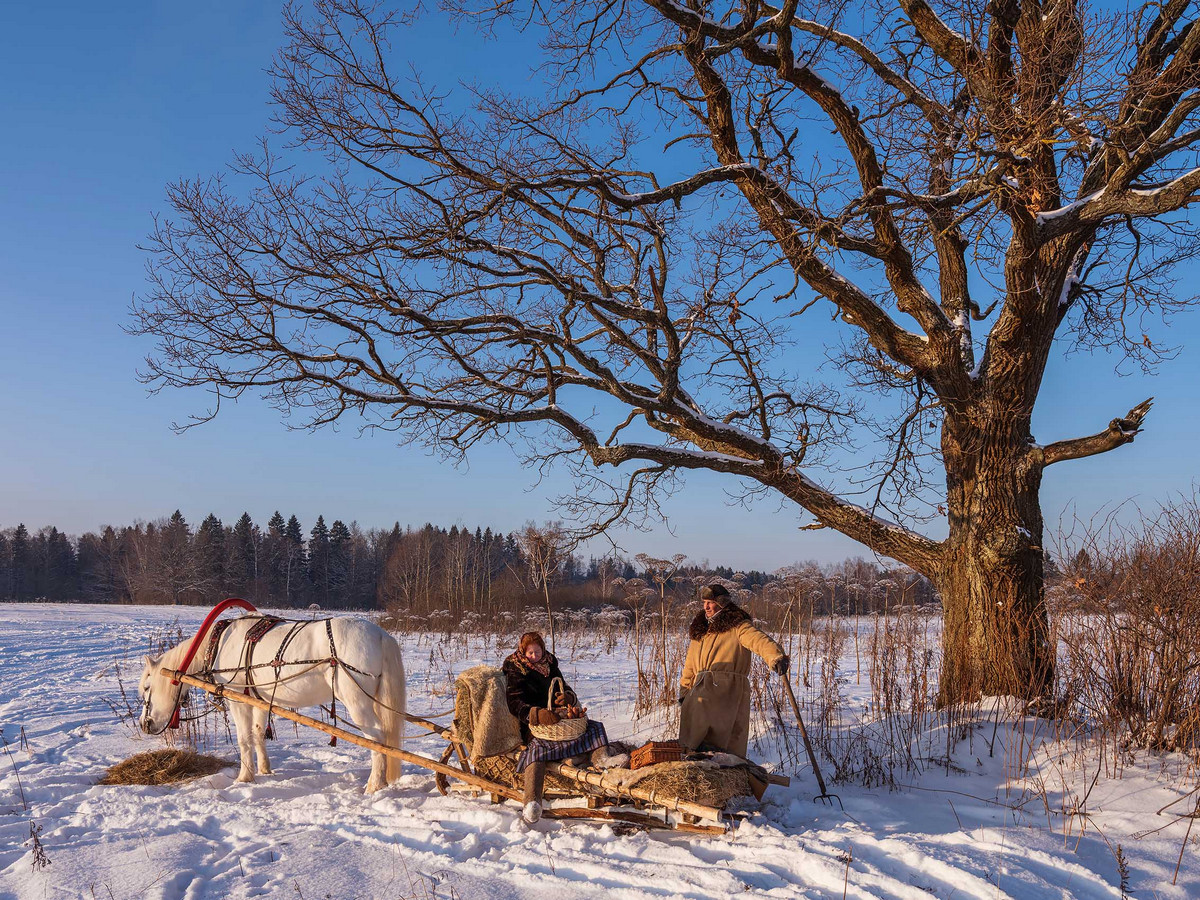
1039, 168, 1200, 238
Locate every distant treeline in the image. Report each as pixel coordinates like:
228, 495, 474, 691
0, 513, 934, 618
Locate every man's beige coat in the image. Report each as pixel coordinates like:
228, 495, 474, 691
678, 603, 785, 757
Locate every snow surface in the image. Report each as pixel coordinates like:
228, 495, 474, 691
2, 603, 1198, 899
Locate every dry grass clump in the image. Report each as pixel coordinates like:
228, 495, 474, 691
628, 761, 751, 807
99, 749, 233, 785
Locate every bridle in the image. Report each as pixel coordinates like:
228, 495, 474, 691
142, 679, 187, 735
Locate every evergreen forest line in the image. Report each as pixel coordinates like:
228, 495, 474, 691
0, 512, 934, 620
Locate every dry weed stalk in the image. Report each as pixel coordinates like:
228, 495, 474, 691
1054, 493, 1200, 757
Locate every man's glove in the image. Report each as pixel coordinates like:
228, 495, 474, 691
771, 655, 790, 676
552, 689, 578, 709
531, 707, 560, 727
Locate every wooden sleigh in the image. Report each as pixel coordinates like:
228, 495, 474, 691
164, 668, 787, 836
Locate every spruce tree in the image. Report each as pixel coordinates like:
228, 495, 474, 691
0, 532, 11, 600
284, 514, 306, 605
11, 524, 30, 600
229, 513, 258, 600
328, 519, 352, 607
308, 515, 331, 605
265, 511, 288, 604
44, 527, 77, 600
159, 511, 195, 604
194, 514, 226, 597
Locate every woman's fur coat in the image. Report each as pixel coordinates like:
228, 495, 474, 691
678, 603, 785, 758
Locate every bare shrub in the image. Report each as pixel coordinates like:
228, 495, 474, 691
1054, 492, 1200, 753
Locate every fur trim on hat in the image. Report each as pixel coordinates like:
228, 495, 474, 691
688, 602, 751, 640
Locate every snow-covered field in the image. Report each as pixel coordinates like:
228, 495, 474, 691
1, 603, 1197, 899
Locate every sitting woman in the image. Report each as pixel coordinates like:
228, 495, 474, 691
503, 631, 628, 824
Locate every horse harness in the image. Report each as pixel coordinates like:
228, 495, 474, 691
198, 615, 379, 742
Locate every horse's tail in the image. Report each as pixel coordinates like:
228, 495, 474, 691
376, 630, 406, 784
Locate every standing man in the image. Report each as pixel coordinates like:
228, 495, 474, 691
678, 583, 789, 758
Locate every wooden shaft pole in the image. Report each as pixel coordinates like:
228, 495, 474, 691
165, 669, 524, 803
404, 712, 453, 737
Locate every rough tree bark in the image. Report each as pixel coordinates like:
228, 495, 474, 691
133, 0, 1197, 704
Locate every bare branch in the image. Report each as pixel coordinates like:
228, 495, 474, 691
1041, 398, 1155, 466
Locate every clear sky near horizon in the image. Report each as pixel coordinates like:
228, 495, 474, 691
1, 1, 1197, 571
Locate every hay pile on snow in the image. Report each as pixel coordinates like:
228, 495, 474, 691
100, 750, 233, 785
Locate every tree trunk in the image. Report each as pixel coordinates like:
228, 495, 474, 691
937, 419, 1055, 706
543, 579, 556, 653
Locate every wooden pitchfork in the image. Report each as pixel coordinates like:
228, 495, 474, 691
781, 675, 843, 809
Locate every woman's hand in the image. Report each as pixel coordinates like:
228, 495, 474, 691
531, 707, 560, 727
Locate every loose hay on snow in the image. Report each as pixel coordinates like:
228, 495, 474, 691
99, 749, 233, 785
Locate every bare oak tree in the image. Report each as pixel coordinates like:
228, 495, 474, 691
133, 0, 1200, 703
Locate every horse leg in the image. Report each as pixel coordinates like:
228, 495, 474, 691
252, 707, 273, 775
365, 753, 387, 794
343, 690, 388, 793
230, 704, 257, 783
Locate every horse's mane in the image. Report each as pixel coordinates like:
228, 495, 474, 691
156, 632, 197, 675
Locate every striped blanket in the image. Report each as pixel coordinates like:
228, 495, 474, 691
516, 719, 608, 773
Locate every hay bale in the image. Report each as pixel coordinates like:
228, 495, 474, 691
620, 761, 752, 808
100, 750, 233, 786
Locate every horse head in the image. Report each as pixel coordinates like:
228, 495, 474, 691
138, 653, 187, 734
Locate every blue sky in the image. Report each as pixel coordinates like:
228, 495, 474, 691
1, 2, 1197, 570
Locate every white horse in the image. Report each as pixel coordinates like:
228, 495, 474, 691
138, 615, 405, 793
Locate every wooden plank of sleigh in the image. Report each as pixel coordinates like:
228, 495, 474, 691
165, 669, 729, 835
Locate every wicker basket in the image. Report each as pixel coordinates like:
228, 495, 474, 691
629, 740, 684, 770
528, 676, 588, 742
